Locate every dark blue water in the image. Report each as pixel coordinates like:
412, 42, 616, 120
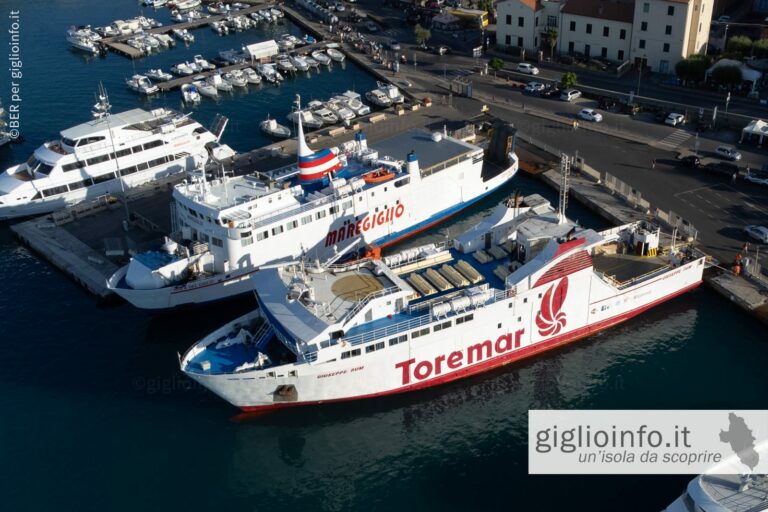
2, 2, 768, 511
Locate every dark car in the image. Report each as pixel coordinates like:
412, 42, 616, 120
541, 85, 561, 98
679, 155, 700, 168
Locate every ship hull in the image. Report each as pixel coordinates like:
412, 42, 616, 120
185, 258, 704, 411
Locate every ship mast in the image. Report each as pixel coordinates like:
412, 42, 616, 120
557, 153, 570, 224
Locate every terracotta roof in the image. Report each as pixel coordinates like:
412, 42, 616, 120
562, 0, 634, 23
519, 0, 543, 10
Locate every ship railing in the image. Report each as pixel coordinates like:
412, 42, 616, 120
341, 312, 433, 347
248, 192, 335, 229
384, 241, 453, 271
343, 285, 401, 322
616, 264, 672, 289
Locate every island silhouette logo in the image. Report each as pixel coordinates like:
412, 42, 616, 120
719, 411, 760, 471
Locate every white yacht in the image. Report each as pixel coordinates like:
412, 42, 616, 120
276, 55, 296, 73
223, 71, 248, 88
146, 68, 174, 82
256, 63, 278, 83
172, 28, 195, 44
0, 91, 219, 219
374, 81, 405, 104
308, 100, 339, 124
286, 109, 323, 130
325, 99, 355, 121
366, 88, 392, 108
126, 75, 159, 95
337, 91, 370, 116
242, 68, 262, 85
171, 62, 194, 76
311, 50, 332, 66
108, 117, 519, 310
193, 80, 218, 99
207, 74, 233, 92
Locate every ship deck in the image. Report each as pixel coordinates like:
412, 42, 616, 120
591, 253, 668, 285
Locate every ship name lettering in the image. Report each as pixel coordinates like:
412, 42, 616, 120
317, 369, 348, 379
395, 329, 525, 385
325, 204, 405, 247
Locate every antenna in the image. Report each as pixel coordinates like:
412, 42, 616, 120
557, 153, 571, 224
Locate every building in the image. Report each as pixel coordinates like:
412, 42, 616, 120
495, 0, 713, 73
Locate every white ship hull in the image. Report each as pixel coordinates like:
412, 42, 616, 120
185, 256, 704, 411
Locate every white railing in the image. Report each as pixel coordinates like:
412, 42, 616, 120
343, 285, 400, 322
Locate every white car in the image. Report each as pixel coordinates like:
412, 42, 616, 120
744, 171, 768, 186
560, 89, 581, 101
517, 62, 539, 75
665, 113, 685, 126
715, 145, 742, 161
524, 81, 545, 93
578, 108, 603, 122
334, 2, 345, 11
744, 225, 768, 243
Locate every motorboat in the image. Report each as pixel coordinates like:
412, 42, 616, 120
376, 81, 405, 104
223, 71, 248, 88
260, 117, 291, 138
207, 73, 233, 92
219, 48, 247, 64
277, 38, 294, 51
337, 91, 370, 116
144, 0, 167, 7
242, 68, 262, 85
94, 25, 120, 37
365, 88, 392, 107
126, 74, 159, 95
290, 54, 310, 72
326, 47, 345, 62
66, 34, 102, 55
193, 55, 216, 71
270, 8, 284, 18
311, 50, 332, 66
207, 2, 230, 15
325, 99, 355, 121
142, 35, 161, 51
172, 62, 195, 76
249, 12, 262, 22
286, 109, 324, 130
193, 79, 218, 98
67, 25, 101, 43
303, 34, 316, 45
308, 100, 339, 124
155, 34, 175, 48
172, 28, 195, 43
211, 20, 229, 34
175, 0, 202, 12
255, 63, 278, 83
304, 56, 319, 68
146, 68, 174, 81
276, 55, 295, 73
259, 10, 274, 23
282, 34, 301, 46
181, 83, 202, 104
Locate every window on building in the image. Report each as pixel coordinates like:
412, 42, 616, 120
505, 34, 511, 45
665, 25, 672, 35
534, 36, 538, 46
643, 2, 649, 13
506, 14, 511, 25
639, 39, 646, 49
663, 42, 670, 52
518, 16, 524, 27
517, 36, 523, 47
618, 49, 625, 60
641, 21, 647, 31
603, 26, 609, 37
620, 28, 626, 40
548, 15, 557, 27
601, 47, 607, 58
569, 20, 575, 31
568, 41, 574, 52
535, 16, 538, 26
586, 23, 592, 34
667, 5, 674, 15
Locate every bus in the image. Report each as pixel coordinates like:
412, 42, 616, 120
448, 7, 489, 28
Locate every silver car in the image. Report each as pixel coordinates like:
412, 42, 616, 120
715, 145, 742, 161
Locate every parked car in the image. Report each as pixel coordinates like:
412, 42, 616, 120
389, 39, 401, 51
523, 81, 545, 94
334, 1, 345, 11
715, 145, 742, 161
434, 44, 450, 55
679, 155, 700, 168
578, 108, 602, 122
560, 89, 581, 102
517, 62, 539, 75
541, 85, 561, 98
744, 225, 768, 243
744, 170, 768, 186
665, 113, 685, 126
364, 21, 378, 32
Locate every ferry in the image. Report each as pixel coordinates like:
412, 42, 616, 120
180, 193, 706, 411
665, 473, 768, 512
0, 90, 219, 219
108, 115, 519, 310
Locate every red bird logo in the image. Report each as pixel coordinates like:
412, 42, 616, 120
535, 277, 568, 337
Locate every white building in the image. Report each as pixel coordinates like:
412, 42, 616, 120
496, 0, 713, 73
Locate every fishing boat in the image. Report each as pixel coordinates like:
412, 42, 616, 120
181, 83, 202, 104
146, 68, 174, 82
311, 50, 332, 66
260, 116, 291, 138
242, 68, 262, 85
326, 47, 345, 62
193, 79, 218, 98
108, 115, 519, 310
126, 75, 159, 95
0, 87, 220, 220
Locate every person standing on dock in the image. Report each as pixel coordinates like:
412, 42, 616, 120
651, 158, 656, 169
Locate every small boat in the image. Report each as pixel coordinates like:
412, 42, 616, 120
255, 63, 277, 83
290, 54, 310, 72
363, 168, 395, 184
282, 34, 301, 46
259, 10, 274, 23
126, 74, 159, 95
146, 68, 174, 81
211, 20, 229, 34
260, 117, 291, 138
311, 50, 332, 66
242, 68, 262, 85
326, 48, 345, 62
172, 28, 194, 43
126, 38, 150, 54
270, 8, 284, 19
207, 2, 230, 14
144, 0, 167, 7
176, 0, 202, 12
286, 109, 324, 130
66, 34, 102, 55
304, 56, 319, 68
94, 25, 120, 37
223, 70, 248, 88
181, 83, 201, 104
171, 62, 195, 76
276, 55, 295, 73
187, 61, 203, 73
249, 12, 262, 22
326, 99, 355, 121
155, 34, 175, 48
193, 79, 218, 98
366, 88, 392, 107
308, 100, 339, 124
207, 73, 233, 92
193, 55, 216, 71
338, 91, 371, 116
219, 48, 246, 64
277, 39, 294, 51
142, 35, 161, 50
303, 34, 316, 45
377, 81, 405, 104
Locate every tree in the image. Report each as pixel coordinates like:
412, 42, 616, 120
477, 0, 494, 22
753, 38, 768, 57
560, 71, 577, 89
489, 57, 504, 71
414, 24, 431, 48
726, 35, 752, 56
711, 65, 743, 87
545, 27, 558, 59
675, 55, 710, 83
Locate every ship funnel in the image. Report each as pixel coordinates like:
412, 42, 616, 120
406, 150, 419, 174
297, 110, 343, 183
355, 130, 367, 152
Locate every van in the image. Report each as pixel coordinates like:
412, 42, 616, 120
560, 89, 581, 102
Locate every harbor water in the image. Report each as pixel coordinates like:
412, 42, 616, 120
1, 1, 767, 510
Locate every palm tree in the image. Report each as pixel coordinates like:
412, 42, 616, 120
546, 27, 558, 59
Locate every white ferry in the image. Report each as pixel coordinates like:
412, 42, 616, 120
0, 92, 218, 220
180, 194, 706, 411
108, 118, 519, 310
665, 473, 768, 512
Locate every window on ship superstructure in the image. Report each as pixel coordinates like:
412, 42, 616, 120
76, 136, 105, 147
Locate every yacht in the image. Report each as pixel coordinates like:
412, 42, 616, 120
311, 50, 332, 66
207, 74, 233, 92
193, 55, 216, 71
95, 25, 120, 37
242, 68, 262, 85
223, 71, 248, 88
146, 68, 174, 82
0, 90, 218, 219
181, 83, 201, 104
326, 47, 345, 62
308, 100, 339, 124
337, 91, 370, 116
171, 62, 195, 76
126, 75, 159, 95
368, 81, 405, 105
108, 115, 519, 310
219, 48, 247, 64
326, 99, 356, 121
366, 88, 392, 108
193, 80, 218, 98
260, 117, 291, 138
290, 54, 310, 72
67, 34, 102, 55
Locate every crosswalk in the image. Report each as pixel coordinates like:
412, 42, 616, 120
446, 68, 474, 78
656, 129, 691, 150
